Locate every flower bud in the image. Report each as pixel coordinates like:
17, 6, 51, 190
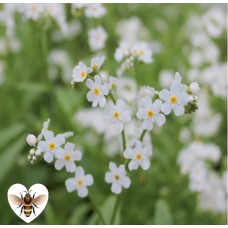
189, 82, 200, 94
29, 149, 35, 155
187, 95, 194, 103
35, 150, 41, 156
26, 134, 37, 146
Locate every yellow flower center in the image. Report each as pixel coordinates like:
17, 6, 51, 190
64, 154, 71, 161
92, 6, 97, 11
147, 109, 154, 118
92, 64, 97, 70
139, 49, 144, 56
170, 95, 178, 104
95, 34, 101, 40
114, 175, 120, 180
32, 5, 37, 12
136, 153, 142, 160
113, 111, 120, 120
48, 142, 56, 151
132, 49, 138, 55
76, 179, 83, 187
81, 71, 86, 78
93, 87, 100, 96
112, 83, 117, 89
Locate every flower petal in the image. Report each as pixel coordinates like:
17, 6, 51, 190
120, 176, 131, 189
54, 134, 65, 146
98, 96, 106, 108
105, 172, 114, 183
77, 186, 88, 198
86, 78, 95, 89
87, 91, 95, 102
44, 130, 54, 141
66, 161, 76, 173
109, 162, 117, 172
159, 89, 170, 101
75, 166, 85, 177
44, 152, 54, 163
64, 142, 75, 152
140, 158, 150, 170
71, 151, 82, 161
129, 160, 139, 171
65, 178, 77, 192
154, 113, 166, 126
84, 174, 94, 186
37, 141, 48, 152
161, 102, 172, 115
124, 148, 134, 159
111, 182, 122, 194
55, 148, 65, 159
55, 159, 65, 170
173, 104, 185, 116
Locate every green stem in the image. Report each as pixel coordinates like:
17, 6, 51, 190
109, 91, 116, 104
139, 129, 147, 141
121, 130, 126, 151
134, 59, 140, 86
88, 192, 106, 225
110, 196, 120, 225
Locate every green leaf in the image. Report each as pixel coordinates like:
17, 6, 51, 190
16, 82, 50, 93
44, 203, 58, 225
0, 136, 25, 183
100, 196, 121, 225
69, 203, 90, 224
0, 124, 25, 149
153, 199, 173, 225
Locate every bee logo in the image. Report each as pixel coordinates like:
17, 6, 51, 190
9, 190, 47, 217
7, 183, 48, 223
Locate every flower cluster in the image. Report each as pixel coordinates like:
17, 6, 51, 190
71, 4, 107, 52
115, 41, 153, 76
26, 119, 93, 198
177, 141, 226, 214
71, 54, 200, 194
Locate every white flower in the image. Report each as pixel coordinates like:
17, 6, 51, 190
136, 98, 166, 131
189, 82, 200, 94
109, 76, 119, 90
37, 119, 50, 141
88, 26, 107, 51
131, 42, 153, 64
24, 4, 44, 20
86, 75, 109, 107
124, 140, 152, 171
189, 177, 206, 192
105, 162, 131, 194
114, 42, 130, 62
85, 3, 106, 18
55, 142, 82, 173
159, 74, 189, 116
65, 166, 93, 198
37, 130, 65, 163
26, 134, 37, 146
72, 61, 88, 82
90, 56, 105, 72
105, 99, 131, 132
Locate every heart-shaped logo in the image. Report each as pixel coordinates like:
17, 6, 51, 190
7, 183, 48, 223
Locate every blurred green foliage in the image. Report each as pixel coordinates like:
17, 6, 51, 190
0, 3, 227, 225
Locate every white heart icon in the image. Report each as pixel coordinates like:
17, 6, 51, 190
7, 183, 49, 223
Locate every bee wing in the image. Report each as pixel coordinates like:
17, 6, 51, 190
9, 194, 23, 206
33, 194, 47, 205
